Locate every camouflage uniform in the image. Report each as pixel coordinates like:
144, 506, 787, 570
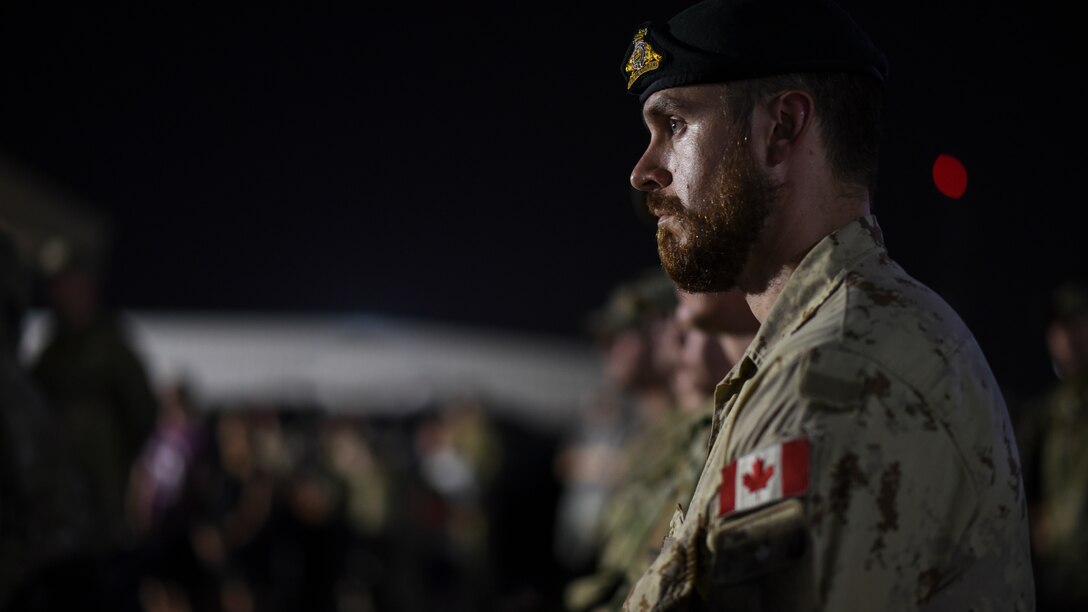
623, 216, 1035, 611
1022, 376, 1088, 608
565, 408, 712, 611
1, 230, 95, 607
30, 313, 158, 550
1, 352, 96, 608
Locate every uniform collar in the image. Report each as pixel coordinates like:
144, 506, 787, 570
729, 215, 886, 380
707, 215, 884, 448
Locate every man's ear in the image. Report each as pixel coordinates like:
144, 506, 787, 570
764, 89, 814, 167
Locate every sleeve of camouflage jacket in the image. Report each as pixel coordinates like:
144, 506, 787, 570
624, 347, 1030, 611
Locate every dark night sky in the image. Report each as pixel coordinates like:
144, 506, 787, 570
1, 2, 1086, 399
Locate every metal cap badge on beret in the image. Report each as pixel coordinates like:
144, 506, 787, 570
622, 0, 889, 103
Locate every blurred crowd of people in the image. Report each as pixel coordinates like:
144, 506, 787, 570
3, 224, 1088, 611
0, 227, 565, 612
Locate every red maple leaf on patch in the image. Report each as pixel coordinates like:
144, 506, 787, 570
743, 458, 775, 493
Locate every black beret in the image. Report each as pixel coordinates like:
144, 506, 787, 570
622, 0, 889, 103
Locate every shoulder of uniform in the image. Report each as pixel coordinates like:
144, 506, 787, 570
791, 342, 934, 412
839, 269, 981, 389
840, 268, 972, 346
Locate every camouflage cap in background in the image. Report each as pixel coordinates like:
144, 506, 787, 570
36, 235, 103, 280
586, 268, 678, 339
1048, 280, 1088, 325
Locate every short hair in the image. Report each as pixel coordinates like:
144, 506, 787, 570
723, 72, 886, 198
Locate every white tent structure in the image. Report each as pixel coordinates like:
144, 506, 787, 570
20, 310, 603, 429
5, 153, 604, 430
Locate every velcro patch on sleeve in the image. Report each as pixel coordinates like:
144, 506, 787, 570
799, 348, 867, 408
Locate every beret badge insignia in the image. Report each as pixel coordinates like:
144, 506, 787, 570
625, 28, 663, 89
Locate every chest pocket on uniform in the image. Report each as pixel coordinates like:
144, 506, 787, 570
705, 498, 806, 584
698, 499, 809, 609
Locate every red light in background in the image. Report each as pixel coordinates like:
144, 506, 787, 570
933, 154, 967, 199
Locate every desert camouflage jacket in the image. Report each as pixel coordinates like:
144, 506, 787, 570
623, 216, 1035, 611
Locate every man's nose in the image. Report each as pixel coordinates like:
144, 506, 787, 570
630, 147, 672, 192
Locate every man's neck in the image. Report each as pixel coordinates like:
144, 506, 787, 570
744, 270, 791, 323
741, 190, 871, 324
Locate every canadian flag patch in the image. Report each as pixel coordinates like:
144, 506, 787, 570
720, 437, 810, 517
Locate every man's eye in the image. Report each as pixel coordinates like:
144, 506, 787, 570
669, 118, 685, 133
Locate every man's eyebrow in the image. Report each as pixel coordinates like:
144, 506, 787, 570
643, 96, 688, 119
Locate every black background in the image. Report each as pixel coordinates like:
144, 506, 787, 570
2, 1, 1086, 401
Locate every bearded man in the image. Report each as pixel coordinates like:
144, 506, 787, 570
617, 1, 1035, 610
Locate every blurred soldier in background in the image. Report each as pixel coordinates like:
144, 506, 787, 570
673, 289, 760, 370
28, 238, 159, 556
408, 395, 505, 612
564, 288, 758, 611
319, 414, 390, 612
668, 316, 731, 415
553, 270, 678, 577
0, 229, 97, 611
1018, 280, 1088, 611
